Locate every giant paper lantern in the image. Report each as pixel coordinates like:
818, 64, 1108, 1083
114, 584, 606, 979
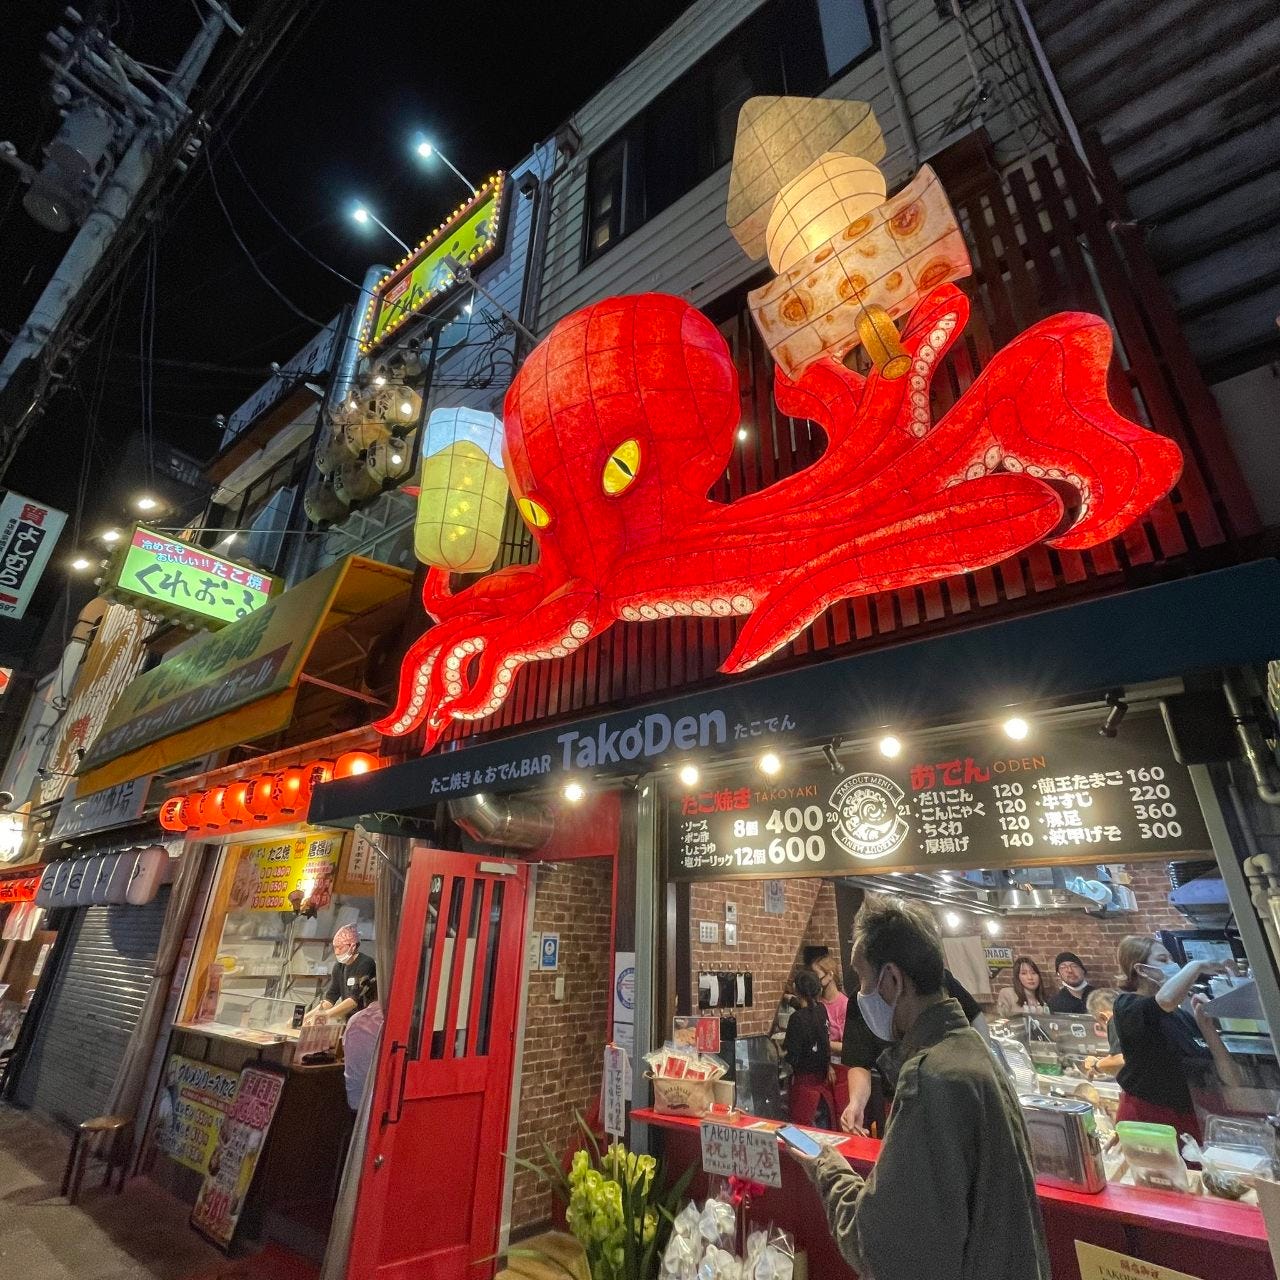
365, 432, 415, 485
749, 164, 970, 379
727, 96, 886, 260
334, 456, 382, 504
375, 290, 1183, 749
414, 407, 509, 573
764, 152, 886, 274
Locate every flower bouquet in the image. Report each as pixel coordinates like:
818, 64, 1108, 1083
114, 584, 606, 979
503, 1114, 695, 1280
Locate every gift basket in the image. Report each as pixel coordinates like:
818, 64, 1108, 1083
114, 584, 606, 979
645, 1046, 728, 1118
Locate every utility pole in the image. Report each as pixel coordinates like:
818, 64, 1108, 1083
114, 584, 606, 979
0, 2, 246, 478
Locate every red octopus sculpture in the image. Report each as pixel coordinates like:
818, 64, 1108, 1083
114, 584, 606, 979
377, 286, 1181, 747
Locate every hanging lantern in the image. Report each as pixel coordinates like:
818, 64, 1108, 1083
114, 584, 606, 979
342, 416, 391, 455
415, 407, 509, 572
365, 432, 415, 485
247, 773, 280, 823
304, 474, 351, 524
304, 759, 334, 792
271, 767, 310, 817
391, 387, 422, 426
765, 152, 887, 274
159, 796, 188, 832
334, 750, 381, 779
223, 780, 252, 827
748, 165, 971, 379
727, 96, 886, 260
334, 457, 382, 504
314, 433, 344, 476
201, 786, 229, 830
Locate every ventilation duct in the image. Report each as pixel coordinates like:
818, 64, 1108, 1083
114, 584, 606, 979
448, 793, 553, 850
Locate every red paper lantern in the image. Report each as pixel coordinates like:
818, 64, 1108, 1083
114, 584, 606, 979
201, 786, 228, 830
247, 773, 280, 823
159, 796, 188, 832
223, 781, 252, 827
333, 751, 380, 780
376, 289, 1181, 751
272, 767, 309, 817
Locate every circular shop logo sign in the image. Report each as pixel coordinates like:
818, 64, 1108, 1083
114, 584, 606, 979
828, 772, 910, 861
616, 966, 636, 1013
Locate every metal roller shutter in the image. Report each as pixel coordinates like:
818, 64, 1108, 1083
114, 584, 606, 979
15, 886, 170, 1128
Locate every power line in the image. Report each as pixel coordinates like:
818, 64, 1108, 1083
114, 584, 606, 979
203, 146, 328, 328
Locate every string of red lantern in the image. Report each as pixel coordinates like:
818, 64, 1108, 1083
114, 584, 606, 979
160, 751, 382, 837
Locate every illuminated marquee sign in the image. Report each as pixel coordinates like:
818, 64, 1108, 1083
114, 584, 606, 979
0, 490, 67, 620
105, 526, 275, 630
359, 172, 507, 353
0, 874, 39, 905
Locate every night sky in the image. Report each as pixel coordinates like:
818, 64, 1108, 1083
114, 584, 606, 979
0, 0, 690, 657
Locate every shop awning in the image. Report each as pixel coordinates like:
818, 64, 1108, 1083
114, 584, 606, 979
309, 558, 1280, 828
76, 556, 410, 794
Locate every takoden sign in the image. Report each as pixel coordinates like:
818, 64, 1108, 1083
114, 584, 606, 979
668, 712, 1209, 879
0, 491, 66, 620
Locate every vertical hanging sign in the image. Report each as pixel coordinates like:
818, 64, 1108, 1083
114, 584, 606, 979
0, 491, 66, 620
602, 1045, 627, 1138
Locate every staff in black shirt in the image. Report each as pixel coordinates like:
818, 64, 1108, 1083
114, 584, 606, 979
304, 924, 377, 1025
785, 971, 837, 1126
839, 969, 984, 1134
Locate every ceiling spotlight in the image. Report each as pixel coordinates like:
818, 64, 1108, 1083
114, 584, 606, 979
1003, 716, 1030, 741
821, 743, 845, 776
878, 735, 902, 759
136, 495, 158, 512
984, 919, 1002, 936
758, 752, 782, 777
100, 528, 121, 544
678, 764, 699, 787
563, 781, 586, 803
1099, 689, 1128, 739
416, 140, 433, 158
944, 911, 962, 930
70, 556, 91, 571
351, 205, 370, 224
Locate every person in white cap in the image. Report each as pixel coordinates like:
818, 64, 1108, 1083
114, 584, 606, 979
304, 923, 376, 1025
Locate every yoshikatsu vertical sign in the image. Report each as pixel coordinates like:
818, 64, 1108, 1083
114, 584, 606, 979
0, 491, 66, 620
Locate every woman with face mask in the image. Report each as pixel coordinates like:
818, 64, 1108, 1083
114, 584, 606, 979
1113, 935, 1239, 1141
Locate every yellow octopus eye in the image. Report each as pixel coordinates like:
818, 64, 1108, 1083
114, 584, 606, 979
517, 496, 551, 529
602, 438, 641, 495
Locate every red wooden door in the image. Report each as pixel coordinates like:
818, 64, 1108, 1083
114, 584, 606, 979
347, 847, 529, 1280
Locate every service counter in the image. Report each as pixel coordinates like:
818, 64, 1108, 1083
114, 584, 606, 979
633, 1107, 1273, 1280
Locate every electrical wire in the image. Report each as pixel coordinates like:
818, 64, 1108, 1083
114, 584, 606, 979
203, 147, 328, 328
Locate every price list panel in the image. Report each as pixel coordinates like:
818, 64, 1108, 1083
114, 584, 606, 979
668, 712, 1209, 880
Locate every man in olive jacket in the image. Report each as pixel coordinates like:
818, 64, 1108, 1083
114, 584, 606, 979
785, 897, 1049, 1280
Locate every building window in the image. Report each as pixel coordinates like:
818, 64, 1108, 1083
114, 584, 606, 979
582, 0, 877, 265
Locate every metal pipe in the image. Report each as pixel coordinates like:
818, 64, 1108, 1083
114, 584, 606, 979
1224, 672, 1280, 805
872, 0, 919, 171
447, 793, 552, 849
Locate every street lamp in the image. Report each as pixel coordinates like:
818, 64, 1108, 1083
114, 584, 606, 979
413, 137, 477, 196
350, 203, 411, 254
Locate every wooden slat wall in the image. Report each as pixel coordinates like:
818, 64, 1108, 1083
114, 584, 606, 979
423, 137, 1258, 754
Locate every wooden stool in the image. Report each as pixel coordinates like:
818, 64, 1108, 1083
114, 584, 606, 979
61, 1114, 133, 1203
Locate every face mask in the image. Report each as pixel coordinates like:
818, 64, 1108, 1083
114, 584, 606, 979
1141, 960, 1180, 982
857, 969, 897, 1042
1064, 978, 1089, 992
336, 951, 357, 966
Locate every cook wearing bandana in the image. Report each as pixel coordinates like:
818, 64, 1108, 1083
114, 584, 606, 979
304, 924, 377, 1025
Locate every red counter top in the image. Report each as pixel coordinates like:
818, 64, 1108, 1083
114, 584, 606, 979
632, 1107, 1270, 1252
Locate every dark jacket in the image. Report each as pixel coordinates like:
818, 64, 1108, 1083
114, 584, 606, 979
1048, 984, 1096, 1014
808, 999, 1050, 1280
784, 1002, 831, 1078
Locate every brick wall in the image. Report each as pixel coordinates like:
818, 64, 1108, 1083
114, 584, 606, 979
511, 857, 614, 1232
689, 878, 844, 1035
935, 861, 1184, 1003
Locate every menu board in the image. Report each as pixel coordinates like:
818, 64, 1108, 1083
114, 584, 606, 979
227, 831, 342, 912
151, 1054, 240, 1174
190, 1064, 286, 1249
669, 712, 1208, 880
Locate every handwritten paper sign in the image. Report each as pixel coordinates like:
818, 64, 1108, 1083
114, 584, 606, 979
1075, 1241, 1202, 1280
699, 1121, 782, 1188
603, 1045, 628, 1137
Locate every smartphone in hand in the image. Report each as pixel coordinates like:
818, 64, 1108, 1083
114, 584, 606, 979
777, 1125, 823, 1158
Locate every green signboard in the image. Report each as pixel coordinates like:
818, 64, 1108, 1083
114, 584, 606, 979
107, 526, 274, 629
359, 172, 507, 353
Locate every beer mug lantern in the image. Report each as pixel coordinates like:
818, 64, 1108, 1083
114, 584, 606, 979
414, 407, 509, 573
